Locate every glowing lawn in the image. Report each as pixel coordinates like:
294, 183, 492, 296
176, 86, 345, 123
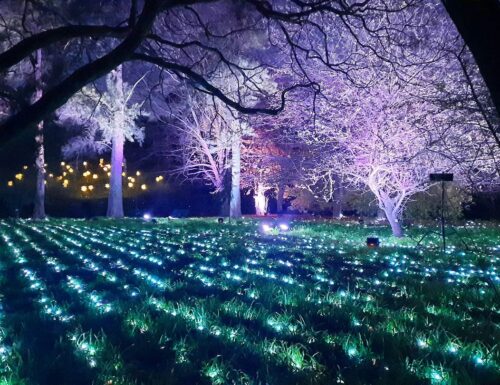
0, 219, 498, 385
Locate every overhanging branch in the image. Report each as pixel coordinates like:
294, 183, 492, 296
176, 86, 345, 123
131, 53, 319, 116
0, 25, 130, 72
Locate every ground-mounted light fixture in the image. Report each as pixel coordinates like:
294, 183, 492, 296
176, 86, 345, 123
218, 217, 224, 224
366, 237, 380, 248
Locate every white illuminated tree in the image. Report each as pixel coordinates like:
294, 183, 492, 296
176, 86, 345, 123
169, 89, 251, 217
171, 64, 276, 218
171, 92, 231, 192
58, 65, 145, 218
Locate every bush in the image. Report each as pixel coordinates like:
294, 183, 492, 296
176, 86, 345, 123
343, 189, 379, 217
405, 184, 471, 221
285, 187, 332, 214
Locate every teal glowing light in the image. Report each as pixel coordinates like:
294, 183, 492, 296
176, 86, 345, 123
0, 218, 497, 384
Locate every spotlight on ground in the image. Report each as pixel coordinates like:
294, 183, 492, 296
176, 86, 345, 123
218, 217, 224, 224
261, 221, 291, 234
366, 237, 380, 248
143, 213, 152, 221
278, 223, 290, 231
261, 223, 273, 233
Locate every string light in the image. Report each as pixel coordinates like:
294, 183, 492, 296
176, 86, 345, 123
3, 160, 168, 195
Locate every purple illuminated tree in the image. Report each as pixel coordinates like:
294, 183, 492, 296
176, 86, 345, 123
277, 1, 500, 235
242, 132, 301, 215
305, 71, 499, 236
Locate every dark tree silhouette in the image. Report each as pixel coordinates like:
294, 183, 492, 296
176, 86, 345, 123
442, 0, 500, 117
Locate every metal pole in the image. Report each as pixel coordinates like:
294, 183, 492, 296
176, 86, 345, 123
441, 180, 446, 252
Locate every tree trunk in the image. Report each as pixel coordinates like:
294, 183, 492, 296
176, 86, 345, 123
229, 135, 241, 218
276, 184, 284, 213
254, 182, 267, 216
384, 208, 404, 237
107, 129, 125, 218
218, 177, 230, 217
219, 192, 230, 217
387, 214, 403, 237
377, 195, 404, 237
32, 49, 46, 220
332, 174, 343, 218
106, 65, 125, 218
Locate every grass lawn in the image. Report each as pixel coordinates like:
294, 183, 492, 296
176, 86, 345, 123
0, 218, 499, 385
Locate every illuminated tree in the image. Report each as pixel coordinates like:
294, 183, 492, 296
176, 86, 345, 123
177, 99, 227, 191
283, 2, 500, 235
242, 150, 273, 216
58, 65, 145, 217
171, 63, 276, 218
242, 131, 301, 215
171, 90, 252, 218
306, 72, 499, 236
0, 2, 50, 219
169, 92, 231, 209
253, 89, 344, 216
